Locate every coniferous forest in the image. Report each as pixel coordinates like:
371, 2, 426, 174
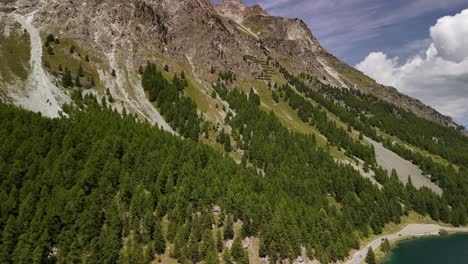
0, 66, 465, 263
2, 1, 467, 263
278, 65, 468, 216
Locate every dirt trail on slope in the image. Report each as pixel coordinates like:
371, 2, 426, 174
12, 12, 69, 117
366, 136, 442, 195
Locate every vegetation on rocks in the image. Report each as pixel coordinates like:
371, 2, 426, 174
142, 63, 200, 140
277, 65, 468, 228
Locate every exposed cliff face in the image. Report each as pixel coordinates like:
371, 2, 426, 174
0, 0, 458, 128
215, 0, 268, 24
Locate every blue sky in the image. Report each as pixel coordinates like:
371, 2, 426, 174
214, 0, 468, 127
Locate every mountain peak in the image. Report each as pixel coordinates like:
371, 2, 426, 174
216, 0, 268, 24
219, 0, 246, 6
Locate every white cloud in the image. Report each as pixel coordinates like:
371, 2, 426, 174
356, 9, 468, 127
355, 52, 399, 86
430, 9, 468, 62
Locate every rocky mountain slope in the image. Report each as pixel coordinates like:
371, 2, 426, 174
215, 0, 456, 127
0, 0, 458, 128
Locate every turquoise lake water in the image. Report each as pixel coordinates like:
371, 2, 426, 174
383, 234, 468, 264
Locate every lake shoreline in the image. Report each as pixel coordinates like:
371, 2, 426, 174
379, 231, 468, 263
380, 232, 468, 264
345, 224, 468, 264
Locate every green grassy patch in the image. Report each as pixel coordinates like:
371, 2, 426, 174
42, 37, 103, 90
249, 24, 264, 34
327, 196, 343, 210
236, 26, 252, 38
337, 66, 377, 87
184, 82, 211, 113
236, 79, 346, 159
289, 85, 369, 144
0, 17, 30, 83
279, 59, 293, 69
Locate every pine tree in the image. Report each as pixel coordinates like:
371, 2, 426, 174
407, 175, 413, 186
224, 135, 232, 152
223, 216, 234, 240
46, 34, 55, 43
62, 68, 73, 87
153, 220, 166, 255
365, 247, 376, 264
172, 229, 186, 260
96, 226, 120, 263
231, 236, 245, 262
222, 249, 233, 264
216, 230, 223, 253
188, 233, 200, 264
249, 88, 260, 106
200, 229, 216, 261
258, 237, 267, 258
12, 233, 33, 263
440, 200, 450, 223
0, 216, 18, 262
78, 65, 84, 77
111, 69, 116, 77
75, 75, 81, 87
205, 250, 219, 264
32, 230, 50, 264
272, 91, 279, 103
381, 238, 391, 253
142, 211, 154, 243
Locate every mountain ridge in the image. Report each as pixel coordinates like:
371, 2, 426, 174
0, 0, 459, 129
219, 0, 458, 129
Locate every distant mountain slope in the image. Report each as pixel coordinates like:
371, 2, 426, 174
215, 0, 458, 128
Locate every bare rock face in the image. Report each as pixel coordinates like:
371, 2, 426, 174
243, 15, 325, 74
216, 0, 248, 24
215, 0, 268, 24
12, 0, 265, 80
